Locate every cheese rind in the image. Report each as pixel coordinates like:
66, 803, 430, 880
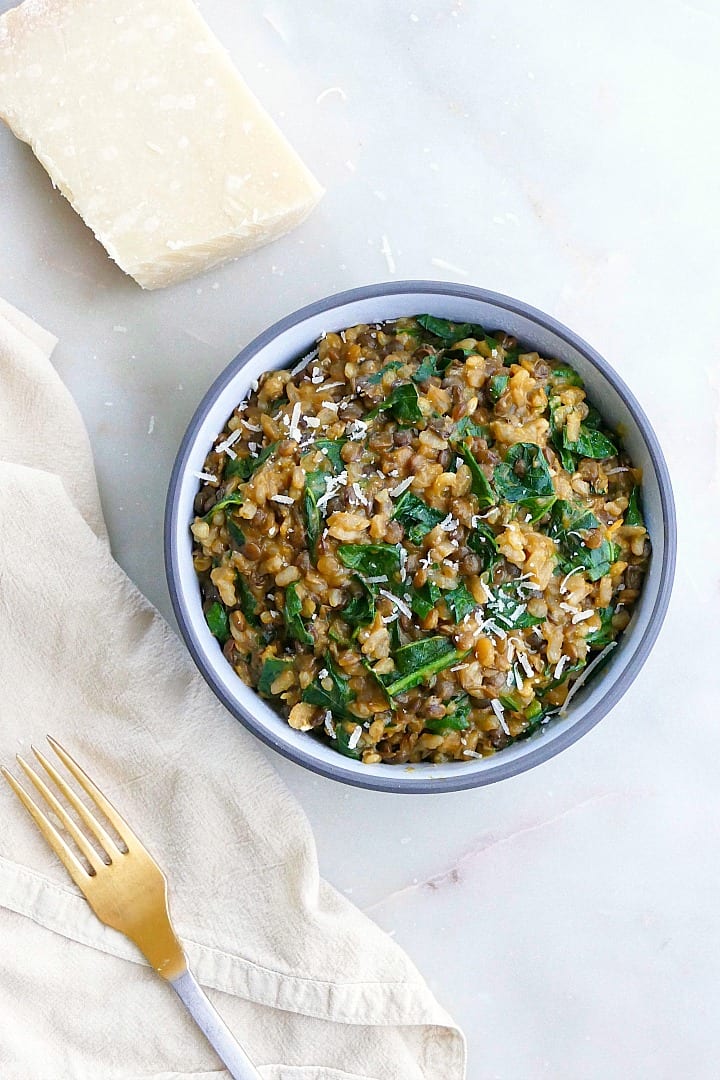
0, 0, 324, 288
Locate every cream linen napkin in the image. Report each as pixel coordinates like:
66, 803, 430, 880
0, 300, 466, 1080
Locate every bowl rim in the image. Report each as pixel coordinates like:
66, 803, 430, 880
164, 280, 677, 794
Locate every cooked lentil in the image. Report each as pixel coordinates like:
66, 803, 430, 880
190, 316, 649, 765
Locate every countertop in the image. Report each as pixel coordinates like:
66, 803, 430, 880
1, 1, 718, 1077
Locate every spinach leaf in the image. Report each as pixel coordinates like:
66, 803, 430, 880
283, 582, 313, 646
236, 575, 259, 627
443, 583, 478, 623
494, 442, 555, 501
585, 606, 615, 648
416, 315, 488, 344
202, 493, 245, 522
257, 657, 293, 697
314, 438, 347, 471
383, 636, 468, 697
366, 383, 423, 425
540, 659, 584, 694
467, 522, 499, 573
334, 723, 362, 760
226, 519, 246, 548
513, 698, 551, 740
224, 441, 279, 481
563, 424, 617, 460
625, 486, 644, 527
549, 500, 618, 581
548, 397, 578, 473
453, 416, 488, 438
424, 693, 471, 733
303, 471, 327, 558
487, 374, 510, 402
485, 582, 545, 631
205, 601, 229, 644
302, 654, 355, 718
343, 581, 376, 628
498, 691, 523, 712
337, 543, 402, 581
410, 580, 442, 620
456, 442, 496, 509
412, 350, 453, 383
392, 491, 445, 544
551, 365, 584, 387
367, 360, 404, 385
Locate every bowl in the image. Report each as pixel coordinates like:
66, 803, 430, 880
164, 281, 676, 793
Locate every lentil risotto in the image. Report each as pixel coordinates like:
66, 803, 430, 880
190, 316, 649, 765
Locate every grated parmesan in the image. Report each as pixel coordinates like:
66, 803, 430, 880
270, 494, 295, 505
559, 642, 617, 716
490, 698, 510, 735
347, 725, 362, 750
389, 476, 413, 498
378, 589, 412, 618
193, 470, 217, 483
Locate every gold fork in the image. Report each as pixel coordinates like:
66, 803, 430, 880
2, 736, 260, 1080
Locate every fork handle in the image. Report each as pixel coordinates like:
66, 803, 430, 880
170, 968, 261, 1079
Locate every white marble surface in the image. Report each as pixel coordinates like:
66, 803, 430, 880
0, 1, 717, 1076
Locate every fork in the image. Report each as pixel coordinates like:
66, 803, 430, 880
1, 736, 261, 1080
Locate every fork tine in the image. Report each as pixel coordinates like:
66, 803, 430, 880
45, 736, 138, 852
17, 753, 105, 872
1, 766, 92, 890
32, 743, 124, 857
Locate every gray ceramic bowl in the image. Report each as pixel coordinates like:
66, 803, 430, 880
165, 282, 676, 793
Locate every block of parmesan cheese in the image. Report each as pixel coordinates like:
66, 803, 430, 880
0, 0, 323, 289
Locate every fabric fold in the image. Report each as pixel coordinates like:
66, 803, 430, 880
0, 300, 465, 1080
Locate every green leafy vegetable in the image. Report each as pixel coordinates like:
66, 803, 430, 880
302, 654, 355, 719
268, 395, 289, 414
498, 691, 523, 712
443, 583, 478, 623
410, 580, 442, 620
494, 442, 556, 523
467, 522, 499, 573
551, 366, 584, 387
205, 601, 229, 644
625, 486, 644, 527
366, 383, 423, 425
337, 543, 402, 581
416, 315, 488, 344
453, 416, 488, 438
236, 575, 259, 627
283, 582, 313, 646
585, 606, 615, 648
334, 724, 362, 760
257, 657, 294, 697
303, 471, 327, 559
367, 360, 404, 385
456, 442, 496, 509
224, 441, 279, 481
487, 374, 510, 402
424, 694, 471, 733
412, 350, 453, 383
548, 397, 578, 473
226, 519, 246, 548
485, 582, 544, 631
343, 581, 376, 628
314, 438, 347, 471
549, 500, 618, 581
383, 636, 468, 697
202, 493, 245, 522
392, 491, 445, 545
563, 424, 618, 460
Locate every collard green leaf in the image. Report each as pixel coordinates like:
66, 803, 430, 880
549, 500, 618, 581
485, 582, 545, 631
625, 486, 644, 527
337, 543, 402, 581
392, 491, 445, 545
416, 315, 488, 344
467, 522, 499, 573
283, 582, 313, 646
410, 580, 442, 620
366, 382, 423, 425
302, 654, 355, 718
224, 441, 279, 481
206, 601, 229, 644
383, 636, 468, 697
456, 442, 496, 509
443, 583, 478, 623
487, 374, 510, 402
303, 471, 327, 558
257, 657, 294, 697
563, 424, 617, 460
343, 581, 376, 628
424, 693, 471, 733
236, 575, 259, 628
314, 438, 347, 471
585, 606, 615, 648
494, 442, 555, 501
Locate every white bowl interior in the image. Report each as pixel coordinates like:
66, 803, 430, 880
170, 289, 668, 788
